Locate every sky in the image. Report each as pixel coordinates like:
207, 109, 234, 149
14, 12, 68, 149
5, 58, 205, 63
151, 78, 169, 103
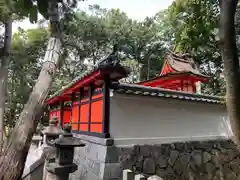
12, 0, 174, 32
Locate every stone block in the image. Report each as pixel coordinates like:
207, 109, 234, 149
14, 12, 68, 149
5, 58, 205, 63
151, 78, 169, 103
139, 145, 151, 157
123, 169, 134, 180
191, 150, 202, 167
168, 150, 179, 166
142, 158, 156, 174
156, 155, 168, 168
203, 151, 212, 163
105, 146, 119, 163
102, 163, 121, 179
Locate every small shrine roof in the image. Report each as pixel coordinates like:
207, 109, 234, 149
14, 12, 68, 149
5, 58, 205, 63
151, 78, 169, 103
110, 83, 224, 104
137, 51, 209, 87
162, 51, 209, 78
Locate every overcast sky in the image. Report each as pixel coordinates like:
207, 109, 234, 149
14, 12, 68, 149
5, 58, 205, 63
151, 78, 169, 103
13, 0, 174, 32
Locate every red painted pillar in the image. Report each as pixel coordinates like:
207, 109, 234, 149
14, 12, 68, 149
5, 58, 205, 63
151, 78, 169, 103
181, 80, 184, 91
192, 81, 196, 93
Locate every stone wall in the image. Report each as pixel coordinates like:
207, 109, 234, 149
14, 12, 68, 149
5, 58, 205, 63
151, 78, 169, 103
70, 134, 121, 180
22, 143, 44, 180
70, 137, 240, 180
22, 158, 44, 180
119, 139, 240, 180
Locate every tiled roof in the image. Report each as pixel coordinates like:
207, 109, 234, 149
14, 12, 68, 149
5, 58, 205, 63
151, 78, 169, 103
110, 83, 224, 104
48, 68, 94, 99
166, 52, 209, 78
47, 61, 129, 104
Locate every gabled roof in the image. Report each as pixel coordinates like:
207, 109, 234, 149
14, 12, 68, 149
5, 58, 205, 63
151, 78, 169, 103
137, 51, 209, 87
161, 51, 208, 78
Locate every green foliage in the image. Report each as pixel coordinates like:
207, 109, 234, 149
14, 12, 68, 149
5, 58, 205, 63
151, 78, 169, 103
10, 0, 81, 23
5, 5, 167, 128
120, 59, 142, 83
1, 0, 83, 128
6, 28, 49, 127
63, 6, 165, 80
163, 0, 225, 95
166, 0, 219, 59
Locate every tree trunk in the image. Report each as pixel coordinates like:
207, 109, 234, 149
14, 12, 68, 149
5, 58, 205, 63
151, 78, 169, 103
219, 0, 240, 144
0, 1, 62, 179
0, 19, 12, 152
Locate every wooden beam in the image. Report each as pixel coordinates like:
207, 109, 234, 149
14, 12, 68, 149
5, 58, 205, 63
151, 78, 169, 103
102, 75, 110, 137
70, 92, 75, 126
78, 88, 84, 131
88, 83, 94, 132
59, 101, 64, 128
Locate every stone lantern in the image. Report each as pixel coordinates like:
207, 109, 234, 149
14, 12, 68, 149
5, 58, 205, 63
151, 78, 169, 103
42, 116, 62, 180
41, 116, 62, 147
46, 124, 85, 180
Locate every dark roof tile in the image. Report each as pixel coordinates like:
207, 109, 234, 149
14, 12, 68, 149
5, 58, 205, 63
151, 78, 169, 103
166, 52, 209, 78
111, 83, 223, 104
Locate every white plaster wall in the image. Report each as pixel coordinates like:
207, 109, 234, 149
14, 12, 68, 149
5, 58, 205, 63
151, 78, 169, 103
109, 93, 233, 145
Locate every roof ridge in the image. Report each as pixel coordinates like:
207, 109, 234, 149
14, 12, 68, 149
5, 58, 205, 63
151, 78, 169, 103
165, 53, 208, 78
111, 83, 224, 104
167, 53, 194, 64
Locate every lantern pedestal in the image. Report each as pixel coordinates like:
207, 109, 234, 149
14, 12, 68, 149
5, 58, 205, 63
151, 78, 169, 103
46, 162, 78, 180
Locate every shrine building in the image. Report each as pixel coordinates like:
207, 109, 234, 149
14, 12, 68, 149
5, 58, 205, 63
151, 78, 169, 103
47, 51, 230, 143
46, 51, 236, 180
137, 52, 208, 93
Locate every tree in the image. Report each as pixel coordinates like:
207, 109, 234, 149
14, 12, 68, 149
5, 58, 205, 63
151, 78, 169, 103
163, 0, 224, 95
235, 3, 240, 52
0, 19, 12, 151
0, 0, 79, 179
219, 0, 240, 144
5, 28, 48, 131
0, 0, 47, 151
120, 59, 142, 83
62, 5, 166, 81
0, 0, 13, 151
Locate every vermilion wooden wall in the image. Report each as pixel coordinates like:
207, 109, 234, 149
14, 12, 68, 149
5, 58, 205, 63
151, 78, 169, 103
71, 93, 103, 133
49, 93, 103, 133
49, 107, 71, 126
